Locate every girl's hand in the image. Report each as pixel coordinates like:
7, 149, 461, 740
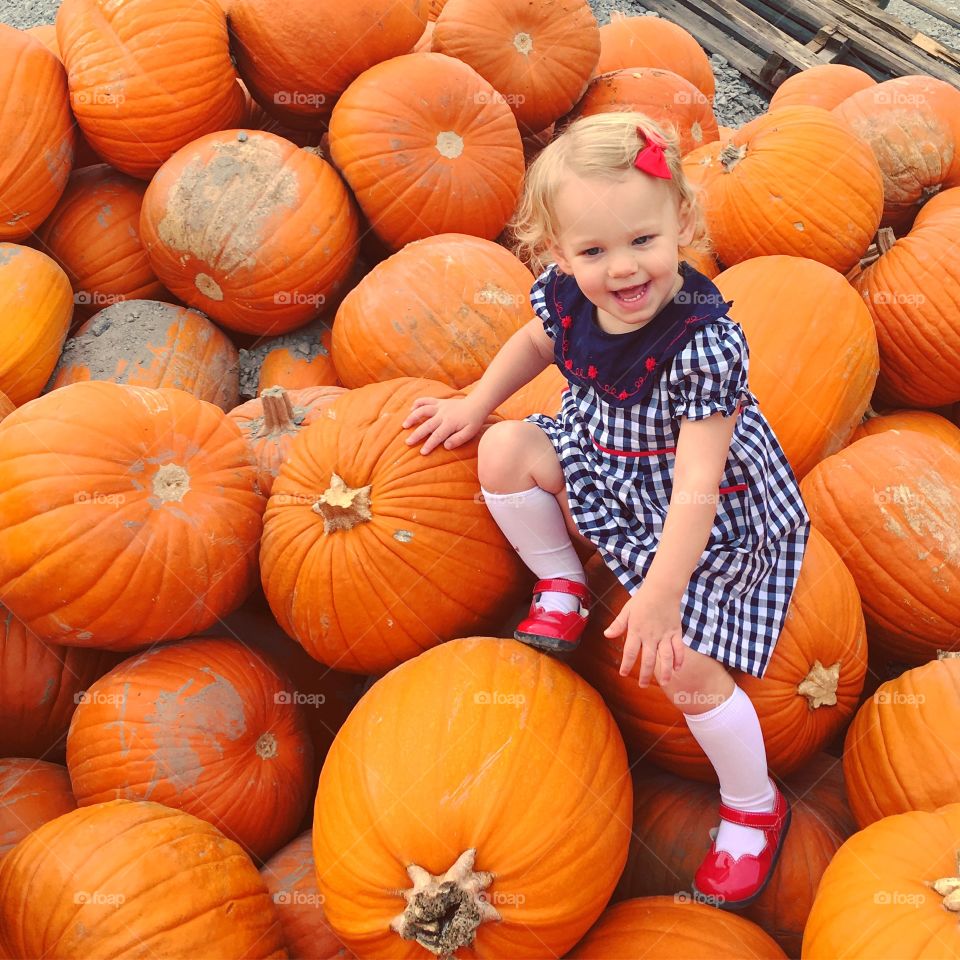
402, 396, 488, 455
604, 584, 686, 687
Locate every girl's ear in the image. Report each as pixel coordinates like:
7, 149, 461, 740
548, 241, 573, 275
677, 200, 698, 247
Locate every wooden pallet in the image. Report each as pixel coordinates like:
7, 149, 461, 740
643, 0, 960, 90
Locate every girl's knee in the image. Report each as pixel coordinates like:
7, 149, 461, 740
655, 648, 735, 715
478, 421, 555, 490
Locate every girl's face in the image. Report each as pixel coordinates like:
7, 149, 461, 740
548, 169, 697, 335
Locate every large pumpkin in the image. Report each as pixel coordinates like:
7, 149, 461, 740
833, 75, 960, 232
0, 759, 76, 860
140, 129, 359, 336
228, 385, 347, 496
431, 0, 600, 135
570, 68, 719, 157
567, 897, 786, 958
328, 53, 525, 250
332, 234, 534, 389
850, 408, 960, 454
0, 606, 118, 760
843, 658, 960, 829
0, 25, 75, 240
571, 527, 867, 781
715, 255, 878, 479
313, 637, 633, 958
66, 637, 313, 861
596, 12, 715, 101
55, 0, 244, 179
48, 300, 240, 411
260, 378, 527, 673
697, 106, 884, 272
0, 799, 287, 958
848, 188, 960, 409
0, 381, 264, 649
803, 803, 960, 958
229, 0, 426, 128
800, 430, 960, 664
0, 244, 73, 406
33, 164, 164, 315
615, 757, 855, 957
261, 831, 355, 959
469, 364, 567, 421
769, 64, 876, 112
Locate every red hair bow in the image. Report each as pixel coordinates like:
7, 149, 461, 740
634, 131, 672, 180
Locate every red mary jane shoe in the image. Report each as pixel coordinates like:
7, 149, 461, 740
513, 578, 590, 654
690, 784, 791, 910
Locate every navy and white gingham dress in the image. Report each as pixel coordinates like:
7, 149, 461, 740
525, 263, 810, 678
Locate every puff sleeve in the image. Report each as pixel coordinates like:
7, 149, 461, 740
530, 263, 561, 341
668, 320, 758, 421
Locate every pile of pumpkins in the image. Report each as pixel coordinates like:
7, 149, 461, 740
0, 0, 959, 956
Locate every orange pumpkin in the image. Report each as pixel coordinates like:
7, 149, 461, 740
800, 430, 960, 664
24, 24, 60, 57
567, 897, 786, 958
428, 0, 448, 18
0, 381, 264, 650
681, 138, 725, 194
0, 25, 75, 241
229, 0, 426, 129
616, 758, 855, 956
0, 759, 76, 860
848, 188, 960, 408
328, 53, 525, 250
0, 607, 118, 760
596, 12, 715, 101
48, 301, 240, 411
257, 323, 339, 393
681, 244, 719, 278
715, 255, 878, 479
260, 378, 527, 673
0, 243, 73, 406
571, 68, 719, 157
0, 799, 287, 958
411, 19, 435, 53
261, 832, 355, 959
843, 658, 960, 828
803, 803, 960, 958
431, 0, 600, 135
55, 0, 245, 179
228, 385, 347, 497
697, 106, 884, 273
571, 527, 867, 781
67, 637, 313, 861
470, 364, 567, 421
850, 408, 960, 454
332, 234, 534, 389
0, 391, 12, 422
313, 637, 632, 958
833, 75, 960, 232
140, 129, 359, 336
33, 164, 164, 316
770, 64, 876, 112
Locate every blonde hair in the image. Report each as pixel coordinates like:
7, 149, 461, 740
508, 111, 708, 275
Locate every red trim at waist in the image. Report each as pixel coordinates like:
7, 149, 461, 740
592, 438, 677, 457
718, 483, 748, 494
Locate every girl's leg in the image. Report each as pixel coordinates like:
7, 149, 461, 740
655, 649, 776, 859
478, 421, 594, 615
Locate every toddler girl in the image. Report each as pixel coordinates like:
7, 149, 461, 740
401, 111, 810, 909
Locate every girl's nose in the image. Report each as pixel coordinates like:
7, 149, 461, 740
608, 254, 638, 278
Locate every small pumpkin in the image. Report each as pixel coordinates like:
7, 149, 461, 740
257, 323, 339, 394
770, 64, 876, 112
0, 381, 264, 649
850, 407, 960, 454
313, 637, 633, 958
0, 25, 75, 240
431, 0, 600, 136
24, 24, 60, 57
0, 243, 73, 406
140, 129, 359, 336
800, 430, 960, 664
328, 53, 525, 250
466, 364, 567, 421
47, 300, 240, 411
0, 759, 76, 860
0, 799, 287, 958
681, 244, 719, 278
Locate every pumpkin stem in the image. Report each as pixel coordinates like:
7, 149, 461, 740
851, 227, 898, 276
719, 142, 746, 172
311, 473, 372, 534
390, 849, 500, 957
797, 660, 841, 709
152, 463, 191, 503
937, 650, 960, 660
260, 386, 297, 434
930, 852, 960, 912
255, 732, 277, 759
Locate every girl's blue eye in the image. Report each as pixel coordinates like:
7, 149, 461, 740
634, 236, 651, 246
581, 247, 601, 257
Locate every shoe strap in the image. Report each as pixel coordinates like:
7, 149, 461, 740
533, 578, 590, 602
718, 791, 787, 830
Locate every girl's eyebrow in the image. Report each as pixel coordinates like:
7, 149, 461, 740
569, 227, 658, 246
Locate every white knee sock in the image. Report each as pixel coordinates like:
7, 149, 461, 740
480, 485, 586, 614
683, 684, 776, 858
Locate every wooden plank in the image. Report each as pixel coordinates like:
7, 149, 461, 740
904, 0, 960, 32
